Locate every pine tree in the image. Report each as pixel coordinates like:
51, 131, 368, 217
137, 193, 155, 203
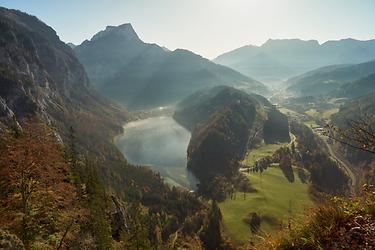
121, 203, 150, 250
146, 212, 163, 249
85, 162, 112, 249
200, 200, 223, 249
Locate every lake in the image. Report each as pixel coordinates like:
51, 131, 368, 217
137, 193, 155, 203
115, 116, 199, 189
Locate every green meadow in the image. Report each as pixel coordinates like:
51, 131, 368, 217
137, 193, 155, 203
219, 166, 313, 243
241, 140, 291, 167
322, 108, 339, 120
305, 108, 339, 122
303, 119, 319, 128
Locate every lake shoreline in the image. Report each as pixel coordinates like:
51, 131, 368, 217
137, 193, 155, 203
113, 115, 198, 189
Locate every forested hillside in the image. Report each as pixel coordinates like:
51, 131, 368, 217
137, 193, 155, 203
336, 73, 375, 99
330, 94, 375, 185
286, 60, 375, 97
174, 86, 290, 199
0, 119, 92, 249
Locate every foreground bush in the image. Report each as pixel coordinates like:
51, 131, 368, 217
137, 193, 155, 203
259, 185, 375, 249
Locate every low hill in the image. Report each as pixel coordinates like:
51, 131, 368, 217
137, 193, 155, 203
286, 60, 375, 97
174, 86, 290, 182
75, 25, 267, 109
174, 86, 271, 131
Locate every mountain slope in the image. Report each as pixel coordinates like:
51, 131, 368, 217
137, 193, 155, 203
286, 60, 375, 97
75, 24, 268, 108
0, 7, 166, 197
0, 8, 217, 249
331, 93, 375, 129
0, 7, 126, 134
0, 7, 129, 248
330, 93, 375, 177
215, 48, 293, 82
336, 73, 375, 99
214, 38, 375, 82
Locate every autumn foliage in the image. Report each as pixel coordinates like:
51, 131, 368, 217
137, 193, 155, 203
0, 118, 88, 249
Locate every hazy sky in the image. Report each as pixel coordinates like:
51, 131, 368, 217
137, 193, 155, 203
1, 0, 375, 59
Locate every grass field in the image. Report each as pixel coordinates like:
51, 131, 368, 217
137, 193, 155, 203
242, 143, 285, 167
242, 141, 290, 167
322, 108, 339, 120
219, 166, 313, 243
305, 108, 320, 119
279, 107, 300, 117
305, 108, 339, 122
303, 119, 319, 128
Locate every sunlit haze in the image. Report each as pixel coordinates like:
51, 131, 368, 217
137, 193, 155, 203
1, 0, 375, 59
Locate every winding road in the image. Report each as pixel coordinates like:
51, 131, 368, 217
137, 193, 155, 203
280, 105, 359, 194
323, 138, 359, 194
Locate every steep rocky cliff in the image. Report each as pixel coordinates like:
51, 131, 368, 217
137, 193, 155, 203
0, 7, 132, 189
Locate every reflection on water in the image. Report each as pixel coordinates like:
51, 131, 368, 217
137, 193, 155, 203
115, 116, 199, 190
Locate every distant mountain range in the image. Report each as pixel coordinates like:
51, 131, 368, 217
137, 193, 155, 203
286, 60, 375, 98
214, 39, 375, 82
74, 24, 267, 109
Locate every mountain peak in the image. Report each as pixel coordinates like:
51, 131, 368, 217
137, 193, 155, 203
67, 42, 76, 49
90, 23, 139, 42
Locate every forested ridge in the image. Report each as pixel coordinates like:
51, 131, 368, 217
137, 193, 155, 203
174, 86, 290, 201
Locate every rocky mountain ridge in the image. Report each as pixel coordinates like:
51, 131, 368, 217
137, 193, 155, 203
214, 38, 375, 82
75, 23, 268, 108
